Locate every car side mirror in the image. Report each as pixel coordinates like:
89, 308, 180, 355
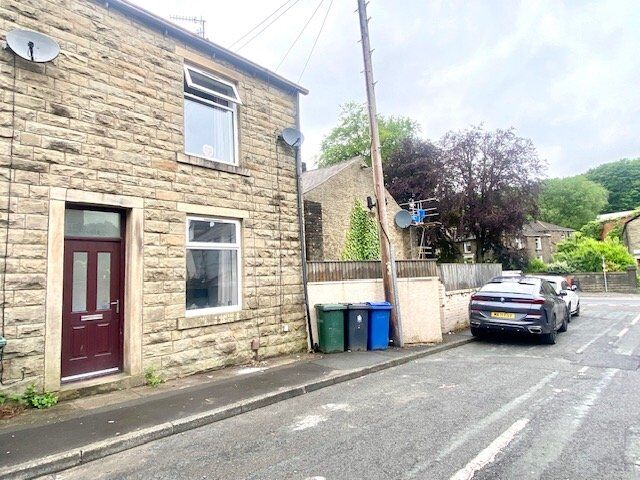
571, 285, 577, 291
559, 291, 567, 297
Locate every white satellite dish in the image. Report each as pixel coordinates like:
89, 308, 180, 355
281, 128, 304, 148
394, 210, 413, 229
6, 29, 60, 63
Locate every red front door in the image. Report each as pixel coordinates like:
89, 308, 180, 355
61, 236, 123, 381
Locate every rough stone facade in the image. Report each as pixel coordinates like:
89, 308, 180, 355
302, 159, 412, 261
623, 216, 640, 266
0, 0, 307, 393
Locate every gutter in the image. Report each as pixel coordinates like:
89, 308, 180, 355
100, 0, 309, 95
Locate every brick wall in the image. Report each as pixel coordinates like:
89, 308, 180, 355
439, 288, 474, 333
571, 268, 638, 293
0, 0, 307, 392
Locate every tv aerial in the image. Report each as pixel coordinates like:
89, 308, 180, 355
280, 128, 304, 148
5, 29, 60, 63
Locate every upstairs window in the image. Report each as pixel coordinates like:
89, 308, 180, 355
463, 242, 472, 254
535, 237, 542, 251
183, 65, 241, 165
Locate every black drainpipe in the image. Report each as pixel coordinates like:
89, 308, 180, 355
293, 93, 313, 351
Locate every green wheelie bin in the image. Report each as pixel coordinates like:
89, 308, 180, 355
315, 304, 346, 353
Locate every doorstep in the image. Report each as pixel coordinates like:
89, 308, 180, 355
0, 332, 474, 480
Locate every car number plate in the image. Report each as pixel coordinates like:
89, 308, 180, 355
491, 311, 515, 319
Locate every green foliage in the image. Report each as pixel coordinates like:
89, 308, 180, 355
586, 158, 640, 213
144, 366, 164, 388
553, 234, 635, 272
21, 384, 58, 409
538, 176, 608, 230
579, 220, 603, 240
524, 258, 547, 273
545, 261, 572, 274
319, 102, 420, 167
605, 222, 624, 241
341, 199, 380, 260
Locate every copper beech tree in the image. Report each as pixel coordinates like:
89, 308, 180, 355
385, 125, 545, 262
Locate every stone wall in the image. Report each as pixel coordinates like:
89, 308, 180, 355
440, 288, 475, 333
303, 200, 323, 261
571, 268, 638, 293
303, 160, 411, 260
624, 217, 640, 265
0, 0, 307, 393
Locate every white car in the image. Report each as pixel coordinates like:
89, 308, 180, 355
535, 275, 580, 316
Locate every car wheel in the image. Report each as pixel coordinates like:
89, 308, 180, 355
542, 316, 558, 344
573, 302, 580, 317
558, 311, 568, 332
470, 326, 484, 338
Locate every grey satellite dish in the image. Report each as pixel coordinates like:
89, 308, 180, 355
394, 210, 412, 229
281, 128, 304, 147
5, 29, 60, 63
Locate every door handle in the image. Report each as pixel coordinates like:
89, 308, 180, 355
110, 300, 120, 314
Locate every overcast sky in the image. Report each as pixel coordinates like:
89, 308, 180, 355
131, 0, 640, 177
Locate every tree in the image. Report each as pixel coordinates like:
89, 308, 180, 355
341, 199, 380, 260
579, 220, 603, 240
538, 176, 608, 230
319, 102, 420, 167
553, 234, 635, 272
439, 125, 544, 262
586, 158, 640, 213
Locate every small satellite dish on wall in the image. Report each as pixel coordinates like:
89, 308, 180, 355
281, 128, 304, 148
394, 210, 413, 229
5, 29, 60, 63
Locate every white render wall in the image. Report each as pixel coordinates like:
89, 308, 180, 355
307, 277, 443, 346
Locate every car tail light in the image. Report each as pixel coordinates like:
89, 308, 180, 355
471, 295, 492, 301
514, 298, 545, 305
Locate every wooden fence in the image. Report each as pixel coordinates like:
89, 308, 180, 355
306, 260, 438, 282
437, 263, 502, 291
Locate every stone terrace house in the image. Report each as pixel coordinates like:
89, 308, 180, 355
302, 158, 412, 261
622, 214, 640, 266
0, 0, 309, 394
457, 220, 574, 263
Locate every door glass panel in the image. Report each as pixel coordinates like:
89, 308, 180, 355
72, 252, 88, 312
97, 252, 111, 310
65, 210, 121, 238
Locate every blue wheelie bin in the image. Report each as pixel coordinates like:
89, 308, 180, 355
367, 301, 392, 350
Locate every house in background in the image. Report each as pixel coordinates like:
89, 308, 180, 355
621, 214, 640, 266
597, 210, 638, 239
457, 220, 574, 263
0, 0, 308, 395
302, 158, 412, 261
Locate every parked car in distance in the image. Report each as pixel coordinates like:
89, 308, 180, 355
469, 276, 569, 344
533, 275, 580, 316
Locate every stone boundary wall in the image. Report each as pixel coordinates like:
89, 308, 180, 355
571, 268, 637, 293
440, 288, 475, 333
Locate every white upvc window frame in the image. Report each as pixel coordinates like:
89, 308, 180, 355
183, 64, 241, 166
185, 216, 242, 317
535, 237, 542, 251
463, 241, 472, 254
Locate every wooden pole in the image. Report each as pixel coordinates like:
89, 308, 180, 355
356, 0, 403, 347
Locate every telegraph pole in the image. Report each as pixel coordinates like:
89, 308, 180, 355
357, 0, 403, 347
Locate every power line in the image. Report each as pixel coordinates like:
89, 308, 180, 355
297, 0, 334, 82
233, 0, 303, 51
230, 0, 293, 48
275, 0, 325, 72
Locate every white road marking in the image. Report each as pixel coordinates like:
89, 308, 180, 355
578, 366, 589, 375
290, 414, 327, 431
449, 418, 529, 480
631, 313, 640, 326
576, 324, 616, 354
404, 371, 558, 479
617, 327, 630, 338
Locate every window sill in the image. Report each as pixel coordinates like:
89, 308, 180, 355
179, 307, 243, 330
177, 152, 250, 177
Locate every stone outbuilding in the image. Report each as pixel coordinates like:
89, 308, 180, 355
0, 0, 309, 395
301, 158, 413, 261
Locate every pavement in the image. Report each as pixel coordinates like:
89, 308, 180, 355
0, 333, 473, 479
35, 295, 640, 480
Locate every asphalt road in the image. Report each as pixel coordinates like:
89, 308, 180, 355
46, 295, 640, 480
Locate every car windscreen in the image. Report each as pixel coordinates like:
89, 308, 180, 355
545, 280, 560, 293
479, 282, 538, 295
